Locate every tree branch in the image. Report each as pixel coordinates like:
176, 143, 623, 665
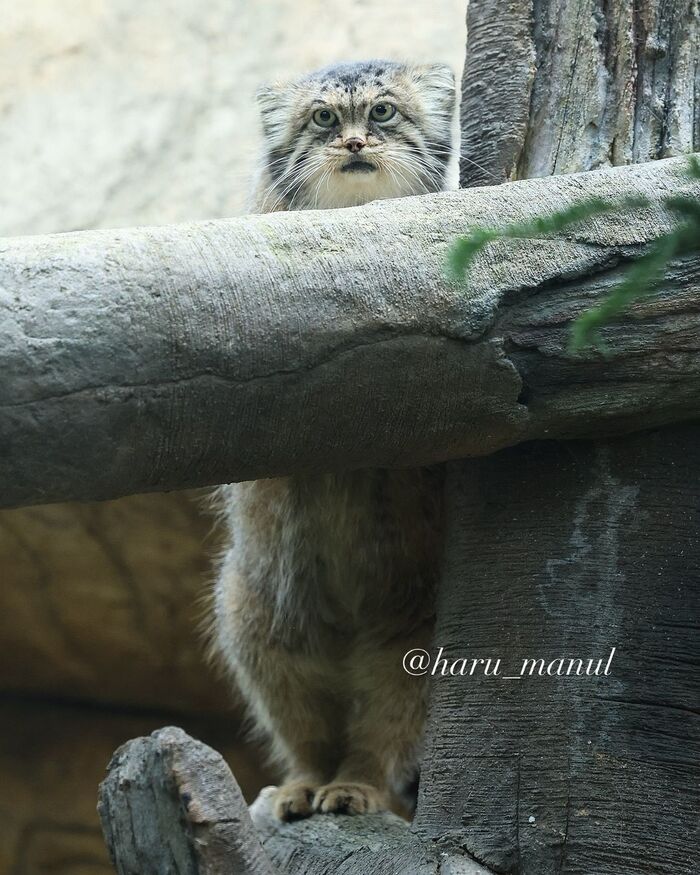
98, 727, 277, 875
98, 727, 494, 875
2, 156, 699, 509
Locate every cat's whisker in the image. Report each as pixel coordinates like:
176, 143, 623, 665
420, 141, 501, 182
384, 154, 436, 193
382, 157, 427, 197
385, 161, 418, 195
311, 167, 334, 209
289, 163, 330, 209
258, 151, 328, 210
270, 157, 327, 209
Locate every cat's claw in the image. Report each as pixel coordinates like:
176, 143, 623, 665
273, 781, 318, 821
313, 782, 386, 816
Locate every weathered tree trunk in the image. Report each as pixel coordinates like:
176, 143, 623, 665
415, 430, 700, 873
2, 158, 699, 510
460, 0, 700, 186
417, 1, 700, 873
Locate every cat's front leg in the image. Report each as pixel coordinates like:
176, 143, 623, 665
313, 629, 431, 816
240, 648, 345, 821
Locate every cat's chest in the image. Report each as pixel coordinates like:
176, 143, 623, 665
276, 470, 393, 617
229, 468, 440, 625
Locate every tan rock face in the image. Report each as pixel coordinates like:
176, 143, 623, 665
1, 2, 465, 872
0, 700, 267, 875
1, 0, 465, 236
0, 492, 234, 713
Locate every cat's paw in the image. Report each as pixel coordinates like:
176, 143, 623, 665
272, 781, 318, 821
313, 781, 386, 816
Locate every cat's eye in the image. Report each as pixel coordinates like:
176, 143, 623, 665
312, 107, 338, 128
370, 102, 397, 122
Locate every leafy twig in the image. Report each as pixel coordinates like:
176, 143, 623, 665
448, 156, 700, 353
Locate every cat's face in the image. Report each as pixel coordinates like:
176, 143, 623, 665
256, 60, 455, 211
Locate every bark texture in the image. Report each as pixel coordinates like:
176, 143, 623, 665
421, 1, 700, 873
99, 727, 494, 875
249, 790, 493, 875
416, 428, 700, 874
98, 727, 277, 875
460, 0, 700, 186
2, 156, 699, 509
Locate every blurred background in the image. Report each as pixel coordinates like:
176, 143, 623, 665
0, 2, 465, 872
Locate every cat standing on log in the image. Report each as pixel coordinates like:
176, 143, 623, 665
211, 60, 455, 821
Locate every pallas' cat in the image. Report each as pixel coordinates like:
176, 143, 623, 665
211, 60, 455, 821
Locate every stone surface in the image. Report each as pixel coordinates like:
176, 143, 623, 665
0, 492, 235, 712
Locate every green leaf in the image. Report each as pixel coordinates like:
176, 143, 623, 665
568, 231, 681, 353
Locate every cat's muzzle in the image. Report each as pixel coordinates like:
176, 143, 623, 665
340, 159, 377, 174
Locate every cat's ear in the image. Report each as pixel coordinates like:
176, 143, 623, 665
412, 63, 456, 119
255, 82, 290, 140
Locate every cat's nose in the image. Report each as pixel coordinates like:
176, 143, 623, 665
344, 137, 366, 153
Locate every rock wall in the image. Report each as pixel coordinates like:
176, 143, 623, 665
0, 1, 466, 872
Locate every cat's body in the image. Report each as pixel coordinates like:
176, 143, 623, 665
212, 60, 455, 821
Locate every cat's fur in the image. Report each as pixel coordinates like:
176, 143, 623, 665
211, 60, 455, 821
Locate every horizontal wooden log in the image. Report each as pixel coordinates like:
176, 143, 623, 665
2, 156, 699, 508
249, 788, 494, 874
